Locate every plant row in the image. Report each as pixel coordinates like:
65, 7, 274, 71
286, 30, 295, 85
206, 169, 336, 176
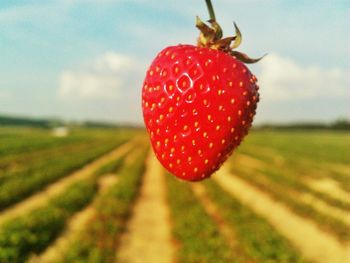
230, 164, 350, 242
239, 131, 350, 190
0, 141, 134, 263
165, 176, 237, 263
59, 148, 148, 263
0, 141, 127, 210
204, 180, 306, 263
0, 180, 97, 263
230, 154, 350, 212
0, 127, 123, 158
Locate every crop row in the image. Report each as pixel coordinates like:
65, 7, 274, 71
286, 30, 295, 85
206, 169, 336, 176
0, 142, 106, 180
204, 180, 306, 263
165, 176, 236, 263
0, 180, 97, 263
0, 128, 135, 177
0, 127, 123, 157
260, 164, 350, 211
60, 148, 147, 263
239, 131, 350, 190
165, 174, 306, 263
0, 140, 135, 263
230, 153, 350, 212
230, 164, 350, 241
239, 145, 350, 194
0, 134, 131, 211
241, 131, 350, 165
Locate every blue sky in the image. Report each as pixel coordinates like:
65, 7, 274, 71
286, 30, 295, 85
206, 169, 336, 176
0, 0, 349, 124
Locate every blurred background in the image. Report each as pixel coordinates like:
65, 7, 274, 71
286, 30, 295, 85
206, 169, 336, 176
0, 1, 349, 263
1, 0, 349, 124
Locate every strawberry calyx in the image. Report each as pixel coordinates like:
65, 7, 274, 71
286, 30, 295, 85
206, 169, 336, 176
196, 0, 265, 64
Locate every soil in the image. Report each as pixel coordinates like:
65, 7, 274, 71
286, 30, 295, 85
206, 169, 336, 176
306, 177, 350, 204
116, 152, 175, 263
214, 164, 350, 263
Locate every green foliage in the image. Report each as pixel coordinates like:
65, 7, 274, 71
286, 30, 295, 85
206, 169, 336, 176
0, 181, 97, 263
204, 180, 306, 263
0, 128, 132, 210
233, 167, 350, 242
231, 130, 350, 241
166, 176, 235, 263
94, 156, 125, 177
0, 115, 58, 128
256, 119, 350, 131
61, 149, 147, 263
240, 130, 350, 166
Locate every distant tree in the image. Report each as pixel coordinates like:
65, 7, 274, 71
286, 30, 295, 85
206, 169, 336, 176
330, 119, 350, 130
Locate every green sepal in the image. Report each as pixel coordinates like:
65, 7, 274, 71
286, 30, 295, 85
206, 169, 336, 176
212, 36, 236, 51
196, 16, 215, 46
208, 19, 223, 41
195, 15, 265, 64
231, 51, 267, 64
231, 22, 242, 49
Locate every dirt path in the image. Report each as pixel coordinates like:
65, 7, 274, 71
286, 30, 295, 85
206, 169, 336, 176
235, 153, 350, 226
29, 174, 120, 263
325, 163, 350, 176
191, 183, 255, 263
306, 177, 350, 204
116, 152, 175, 263
233, 153, 266, 170
0, 140, 134, 225
299, 193, 350, 227
214, 164, 350, 263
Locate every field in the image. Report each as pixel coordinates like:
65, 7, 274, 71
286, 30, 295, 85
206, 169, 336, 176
0, 126, 349, 263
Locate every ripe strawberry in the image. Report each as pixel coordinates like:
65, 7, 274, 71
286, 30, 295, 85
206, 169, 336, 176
142, 12, 263, 181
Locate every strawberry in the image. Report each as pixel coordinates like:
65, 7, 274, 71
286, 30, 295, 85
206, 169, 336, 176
142, 4, 263, 181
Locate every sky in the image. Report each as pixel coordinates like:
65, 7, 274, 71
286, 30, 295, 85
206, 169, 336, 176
0, 0, 349, 125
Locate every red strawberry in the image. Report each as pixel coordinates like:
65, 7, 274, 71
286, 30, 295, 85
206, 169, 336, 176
142, 11, 263, 181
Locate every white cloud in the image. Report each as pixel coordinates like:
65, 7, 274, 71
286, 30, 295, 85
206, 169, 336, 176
58, 52, 141, 100
258, 53, 348, 101
252, 53, 350, 123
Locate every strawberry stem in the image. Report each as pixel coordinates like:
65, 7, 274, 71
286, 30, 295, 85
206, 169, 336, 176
205, 0, 216, 21
198, 0, 264, 64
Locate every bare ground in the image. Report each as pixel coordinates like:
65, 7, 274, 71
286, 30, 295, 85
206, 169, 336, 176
0, 140, 134, 225
116, 152, 175, 263
299, 192, 350, 227
214, 164, 350, 263
325, 163, 350, 176
306, 177, 350, 204
234, 153, 350, 226
233, 153, 266, 170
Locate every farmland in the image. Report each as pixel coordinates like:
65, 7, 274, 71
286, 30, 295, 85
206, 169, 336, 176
0, 126, 349, 263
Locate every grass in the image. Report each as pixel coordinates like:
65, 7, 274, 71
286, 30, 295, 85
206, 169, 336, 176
232, 167, 350, 242
61, 148, 148, 263
238, 130, 350, 190
242, 130, 350, 165
0, 127, 347, 262
230, 130, 350, 241
0, 128, 133, 210
0, 127, 136, 263
166, 175, 237, 263
230, 153, 350, 212
204, 180, 307, 263
0, 180, 97, 263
